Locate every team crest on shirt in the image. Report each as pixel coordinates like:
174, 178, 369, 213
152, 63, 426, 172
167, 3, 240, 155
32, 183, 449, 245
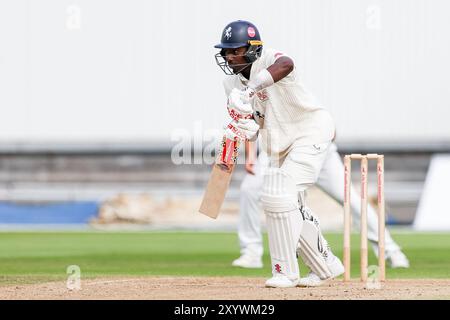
224, 27, 232, 40
256, 89, 269, 102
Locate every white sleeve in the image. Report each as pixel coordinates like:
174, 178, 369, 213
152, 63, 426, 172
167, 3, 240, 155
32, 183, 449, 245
222, 77, 235, 96
261, 48, 296, 84
260, 48, 293, 68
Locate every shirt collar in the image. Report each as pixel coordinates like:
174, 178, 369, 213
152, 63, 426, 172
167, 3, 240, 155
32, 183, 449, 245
237, 73, 249, 85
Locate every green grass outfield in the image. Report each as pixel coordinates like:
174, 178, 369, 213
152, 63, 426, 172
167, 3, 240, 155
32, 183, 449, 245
0, 231, 449, 285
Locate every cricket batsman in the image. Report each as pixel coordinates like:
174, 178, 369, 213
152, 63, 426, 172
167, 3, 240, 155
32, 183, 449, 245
214, 20, 344, 288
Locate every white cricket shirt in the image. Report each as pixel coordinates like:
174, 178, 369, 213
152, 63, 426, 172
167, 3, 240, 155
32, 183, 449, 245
223, 47, 335, 161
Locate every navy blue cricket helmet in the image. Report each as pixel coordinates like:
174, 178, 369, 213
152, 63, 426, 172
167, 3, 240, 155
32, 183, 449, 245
214, 20, 263, 75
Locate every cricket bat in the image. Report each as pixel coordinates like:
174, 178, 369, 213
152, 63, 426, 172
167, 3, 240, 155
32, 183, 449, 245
199, 136, 241, 219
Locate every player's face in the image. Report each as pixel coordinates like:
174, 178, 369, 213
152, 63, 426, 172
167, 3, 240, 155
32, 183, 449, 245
223, 47, 248, 73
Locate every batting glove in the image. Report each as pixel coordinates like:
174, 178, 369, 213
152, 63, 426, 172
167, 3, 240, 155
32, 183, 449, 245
227, 88, 254, 121
236, 118, 260, 141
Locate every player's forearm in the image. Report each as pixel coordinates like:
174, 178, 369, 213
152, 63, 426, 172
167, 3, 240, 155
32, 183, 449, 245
267, 56, 294, 82
248, 56, 294, 92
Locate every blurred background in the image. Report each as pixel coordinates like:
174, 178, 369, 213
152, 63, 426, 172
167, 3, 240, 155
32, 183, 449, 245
0, 0, 449, 231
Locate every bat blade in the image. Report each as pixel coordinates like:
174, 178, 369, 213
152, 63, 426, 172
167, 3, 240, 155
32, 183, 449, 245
199, 136, 240, 219
199, 163, 234, 219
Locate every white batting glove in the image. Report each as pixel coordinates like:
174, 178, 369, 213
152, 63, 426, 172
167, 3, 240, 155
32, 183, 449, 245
236, 118, 260, 141
240, 86, 256, 104
224, 121, 247, 141
227, 88, 253, 121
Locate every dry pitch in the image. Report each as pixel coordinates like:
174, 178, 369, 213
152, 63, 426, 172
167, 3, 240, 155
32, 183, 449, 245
1, 277, 450, 300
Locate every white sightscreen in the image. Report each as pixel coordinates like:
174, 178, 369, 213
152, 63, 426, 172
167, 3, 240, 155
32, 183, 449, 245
0, 0, 449, 147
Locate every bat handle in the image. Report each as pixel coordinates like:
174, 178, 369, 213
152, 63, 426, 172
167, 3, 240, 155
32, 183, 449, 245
219, 137, 240, 166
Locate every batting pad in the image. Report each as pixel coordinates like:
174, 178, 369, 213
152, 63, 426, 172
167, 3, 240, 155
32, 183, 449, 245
261, 168, 303, 280
297, 210, 333, 279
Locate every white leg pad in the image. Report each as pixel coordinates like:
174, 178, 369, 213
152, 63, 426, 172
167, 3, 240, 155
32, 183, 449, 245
297, 206, 333, 279
261, 168, 303, 281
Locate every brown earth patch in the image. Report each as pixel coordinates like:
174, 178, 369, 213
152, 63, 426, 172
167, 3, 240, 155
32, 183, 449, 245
1, 277, 449, 300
